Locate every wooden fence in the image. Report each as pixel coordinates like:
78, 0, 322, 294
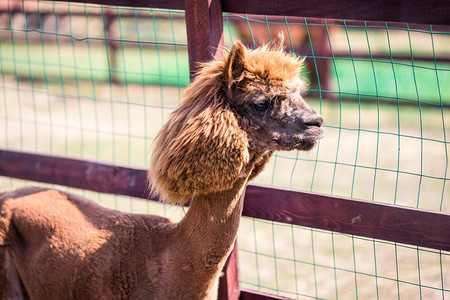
0, 0, 449, 299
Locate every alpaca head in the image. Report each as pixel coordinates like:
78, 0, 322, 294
149, 36, 324, 204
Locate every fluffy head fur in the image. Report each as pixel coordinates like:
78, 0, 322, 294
149, 36, 323, 205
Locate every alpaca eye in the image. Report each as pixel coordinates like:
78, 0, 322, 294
253, 100, 271, 112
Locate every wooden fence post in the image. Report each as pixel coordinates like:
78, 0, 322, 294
184, 1, 239, 299
103, 9, 118, 84
184, 0, 224, 79
217, 243, 240, 300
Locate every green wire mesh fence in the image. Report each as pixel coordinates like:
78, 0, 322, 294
0, 1, 449, 299
227, 14, 450, 299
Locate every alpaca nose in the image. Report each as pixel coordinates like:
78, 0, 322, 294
304, 114, 323, 128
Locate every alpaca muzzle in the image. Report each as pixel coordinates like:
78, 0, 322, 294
288, 112, 324, 151
304, 114, 324, 128
303, 113, 324, 139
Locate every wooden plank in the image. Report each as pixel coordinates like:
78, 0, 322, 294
1, 149, 450, 251
43, 0, 450, 25
244, 185, 450, 251
240, 289, 292, 300
183, 3, 230, 296
221, 0, 450, 25
0, 149, 149, 199
218, 243, 241, 300
184, 0, 224, 78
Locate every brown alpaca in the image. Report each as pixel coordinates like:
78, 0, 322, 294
0, 37, 323, 299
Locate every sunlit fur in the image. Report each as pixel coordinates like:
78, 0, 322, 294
149, 37, 310, 205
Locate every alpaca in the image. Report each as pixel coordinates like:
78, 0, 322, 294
0, 37, 323, 299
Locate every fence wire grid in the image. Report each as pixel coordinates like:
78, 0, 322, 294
0, 1, 449, 299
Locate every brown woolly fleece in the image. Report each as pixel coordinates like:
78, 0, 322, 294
0, 35, 323, 299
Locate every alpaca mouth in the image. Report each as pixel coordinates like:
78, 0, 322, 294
274, 135, 321, 151
293, 138, 318, 151
291, 128, 324, 151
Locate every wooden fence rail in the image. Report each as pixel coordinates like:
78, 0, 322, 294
15, 0, 447, 25
1, 0, 449, 299
1, 149, 449, 252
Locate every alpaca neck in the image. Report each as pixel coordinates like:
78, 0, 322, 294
180, 174, 248, 251
171, 175, 249, 298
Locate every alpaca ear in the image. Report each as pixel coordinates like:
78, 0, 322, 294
271, 32, 285, 50
224, 41, 246, 92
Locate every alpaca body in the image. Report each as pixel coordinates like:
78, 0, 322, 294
0, 37, 323, 299
1, 187, 173, 299
0, 180, 248, 299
